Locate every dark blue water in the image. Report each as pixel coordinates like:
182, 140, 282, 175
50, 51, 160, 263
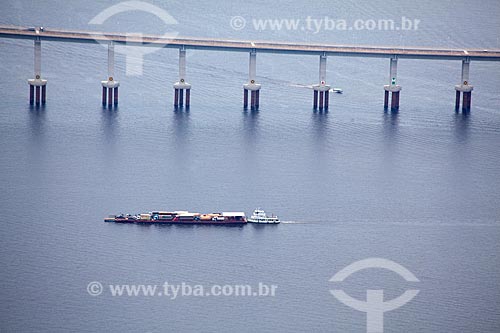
1, 1, 500, 332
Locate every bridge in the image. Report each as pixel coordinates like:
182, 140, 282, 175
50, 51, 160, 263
1, 24, 500, 110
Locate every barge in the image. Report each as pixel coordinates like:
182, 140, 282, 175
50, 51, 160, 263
104, 211, 247, 225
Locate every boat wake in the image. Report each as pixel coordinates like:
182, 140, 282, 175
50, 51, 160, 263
289, 83, 313, 89
288, 83, 343, 93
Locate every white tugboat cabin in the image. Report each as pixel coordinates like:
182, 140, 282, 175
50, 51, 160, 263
247, 209, 280, 224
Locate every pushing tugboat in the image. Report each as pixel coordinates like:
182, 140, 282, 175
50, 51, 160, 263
247, 209, 280, 224
105, 211, 247, 225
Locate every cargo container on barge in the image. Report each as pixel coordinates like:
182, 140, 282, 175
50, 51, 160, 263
104, 211, 247, 225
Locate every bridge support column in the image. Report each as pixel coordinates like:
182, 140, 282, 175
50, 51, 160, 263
108, 87, 113, 107
102, 87, 107, 105
35, 86, 40, 106
30, 85, 34, 105
185, 89, 190, 108
243, 50, 261, 110
454, 58, 473, 112
101, 42, 120, 107
101, 81, 119, 108
383, 56, 401, 111
28, 37, 47, 106
113, 87, 118, 106
173, 48, 191, 109
384, 90, 389, 108
312, 86, 330, 111
174, 89, 179, 107
41, 85, 46, 104
324, 89, 329, 110
243, 89, 249, 108
312, 54, 331, 111
173, 86, 191, 109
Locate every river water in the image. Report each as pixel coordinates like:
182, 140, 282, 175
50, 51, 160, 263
1, 0, 500, 332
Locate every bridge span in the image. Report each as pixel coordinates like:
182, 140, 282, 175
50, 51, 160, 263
1, 24, 499, 110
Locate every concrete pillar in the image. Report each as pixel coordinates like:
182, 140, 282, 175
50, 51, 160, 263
29, 80, 47, 106
30, 85, 34, 105
390, 57, 399, 110
106, 43, 113, 107
173, 48, 191, 108
108, 87, 113, 107
101, 82, 119, 107
461, 58, 470, 85
454, 58, 473, 112
179, 49, 186, 82
384, 56, 401, 110
249, 50, 257, 83
178, 49, 186, 107
35, 86, 40, 106
35, 38, 41, 79
102, 86, 107, 106
389, 57, 398, 85
391, 93, 396, 110
28, 36, 48, 105
185, 89, 190, 108
108, 42, 115, 79
319, 54, 327, 84
243, 89, 249, 109
463, 91, 471, 112
41, 85, 46, 105
391, 91, 400, 110
312, 54, 331, 110
243, 50, 261, 110
101, 42, 120, 107
461, 59, 471, 111
174, 89, 179, 107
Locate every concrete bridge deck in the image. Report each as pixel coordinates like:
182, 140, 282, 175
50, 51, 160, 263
1, 25, 500, 61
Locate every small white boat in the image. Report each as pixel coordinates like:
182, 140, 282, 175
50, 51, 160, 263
247, 209, 280, 224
